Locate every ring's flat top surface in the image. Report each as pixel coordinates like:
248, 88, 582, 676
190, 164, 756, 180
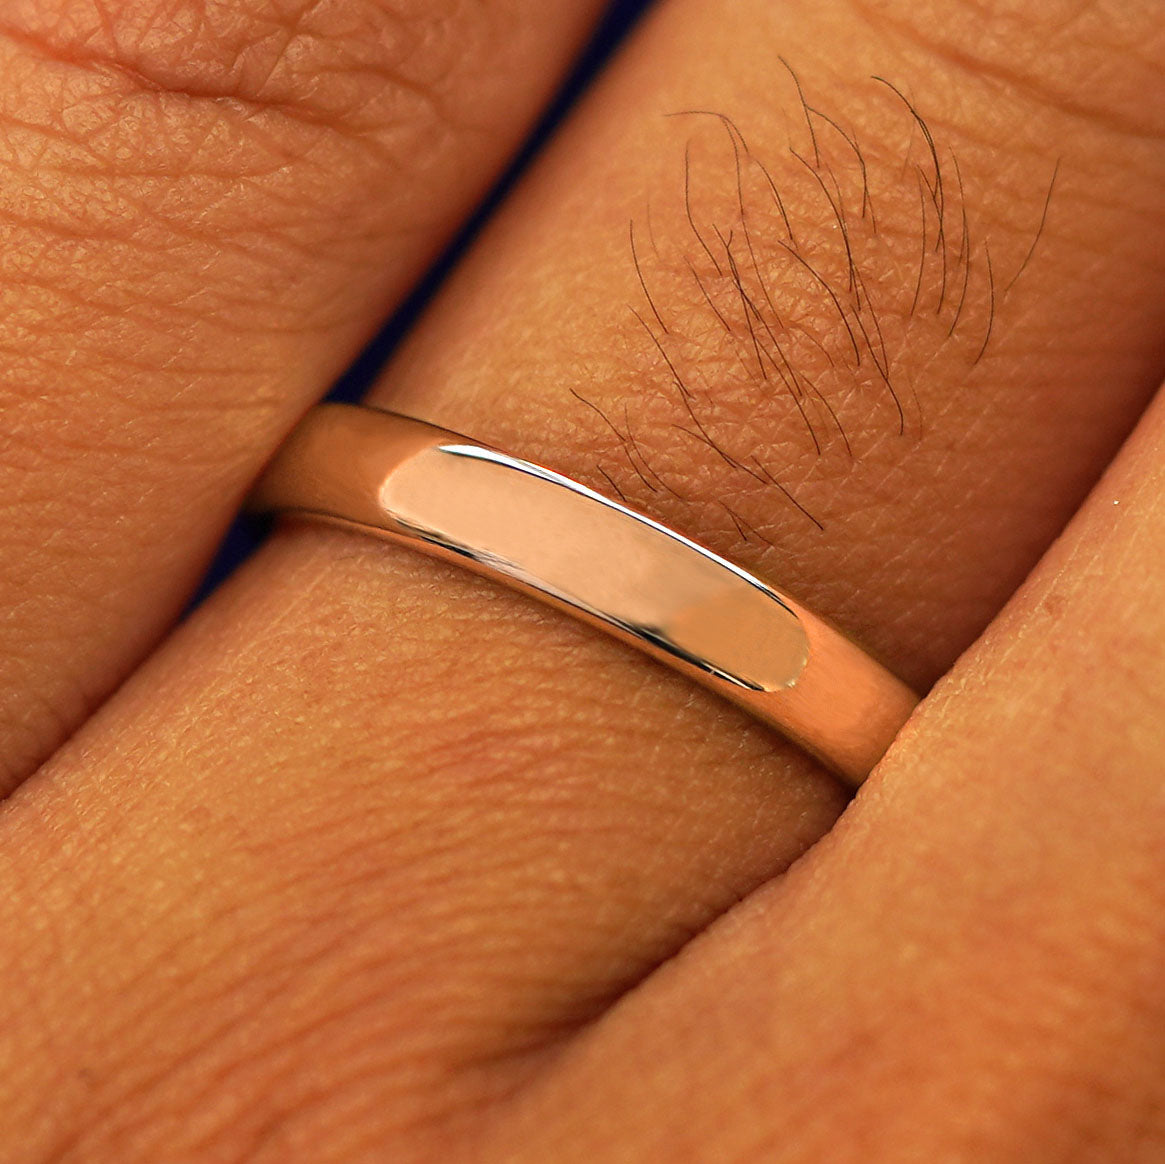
384, 442, 810, 692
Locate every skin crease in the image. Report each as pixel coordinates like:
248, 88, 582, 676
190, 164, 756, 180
0, 0, 1161, 1161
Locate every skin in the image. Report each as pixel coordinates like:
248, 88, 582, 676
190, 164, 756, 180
1, 0, 1162, 1160
0, 0, 608, 787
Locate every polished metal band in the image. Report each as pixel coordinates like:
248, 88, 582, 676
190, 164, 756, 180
250, 404, 918, 786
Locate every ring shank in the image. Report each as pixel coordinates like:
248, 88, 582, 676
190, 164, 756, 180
250, 404, 918, 787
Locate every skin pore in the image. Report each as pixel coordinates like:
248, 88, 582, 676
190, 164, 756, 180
0, 0, 1162, 1160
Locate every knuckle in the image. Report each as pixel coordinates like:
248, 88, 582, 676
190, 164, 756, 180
0, 0, 474, 265
0, 3, 464, 430
0, 0, 504, 424
0, 0, 467, 132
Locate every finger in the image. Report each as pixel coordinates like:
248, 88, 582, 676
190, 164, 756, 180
2, 0, 1164, 1155
0, 0, 608, 787
490, 380, 1165, 1162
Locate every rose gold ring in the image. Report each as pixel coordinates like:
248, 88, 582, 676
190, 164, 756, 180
250, 403, 919, 787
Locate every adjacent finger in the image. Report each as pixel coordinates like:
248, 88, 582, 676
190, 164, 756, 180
0, 0, 608, 788
2, 0, 1164, 1156
487, 379, 1165, 1162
